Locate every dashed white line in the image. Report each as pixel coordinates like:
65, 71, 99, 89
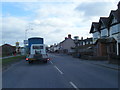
69, 81, 79, 90
50, 61, 53, 64
54, 66, 64, 75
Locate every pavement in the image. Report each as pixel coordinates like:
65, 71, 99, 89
80, 60, 120, 71
55, 53, 120, 70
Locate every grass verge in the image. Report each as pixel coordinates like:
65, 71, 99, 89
1, 55, 26, 70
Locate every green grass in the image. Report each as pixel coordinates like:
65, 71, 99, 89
2, 55, 26, 66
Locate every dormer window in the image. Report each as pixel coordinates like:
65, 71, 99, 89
100, 22, 105, 29
93, 28, 96, 32
111, 16, 117, 25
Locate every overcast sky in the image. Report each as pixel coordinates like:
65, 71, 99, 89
1, 0, 119, 46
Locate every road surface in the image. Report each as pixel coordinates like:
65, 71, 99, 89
2, 53, 119, 89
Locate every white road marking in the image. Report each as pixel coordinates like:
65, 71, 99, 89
50, 61, 53, 64
69, 81, 79, 90
54, 66, 63, 75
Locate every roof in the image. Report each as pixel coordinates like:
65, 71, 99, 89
84, 38, 92, 42
89, 22, 99, 33
2, 44, 12, 47
60, 37, 74, 44
95, 37, 117, 44
99, 17, 109, 28
118, 1, 120, 10
109, 9, 120, 23
78, 38, 92, 43
1, 44, 16, 49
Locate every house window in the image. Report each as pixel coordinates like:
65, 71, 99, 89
93, 28, 96, 32
111, 17, 118, 25
93, 32, 100, 39
110, 24, 119, 35
83, 42, 85, 45
101, 29, 108, 37
100, 23, 105, 29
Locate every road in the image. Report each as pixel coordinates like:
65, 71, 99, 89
2, 53, 119, 89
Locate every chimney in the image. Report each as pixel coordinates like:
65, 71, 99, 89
118, 1, 120, 10
68, 34, 71, 38
65, 37, 68, 40
81, 37, 83, 40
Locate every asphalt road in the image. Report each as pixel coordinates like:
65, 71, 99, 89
2, 53, 119, 89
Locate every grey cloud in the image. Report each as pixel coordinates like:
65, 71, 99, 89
75, 2, 112, 17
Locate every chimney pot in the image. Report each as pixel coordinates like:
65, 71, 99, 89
68, 34, 71, 38
65, 37, 68, 40
81, 37, 83, 40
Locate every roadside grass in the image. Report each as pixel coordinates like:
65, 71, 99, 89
1, 55, 26, 66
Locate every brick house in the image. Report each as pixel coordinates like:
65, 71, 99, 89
1, 44, 16, 56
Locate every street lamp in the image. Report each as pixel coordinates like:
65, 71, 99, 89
25, 23, 34, 40
24, 23, 33, 55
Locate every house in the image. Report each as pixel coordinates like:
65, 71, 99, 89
84, 38, 93, 45
99, 17, 109, 38
1, 44, 16, 57
49, 44, 60, 53
71, 36, 93, 57
90, 17, 117, 57
76, 37, 93, 46
95, 17, 109, 56
78, 37, 84, 46
89, 1, 120, 58
90, 22, 100, 44
59, 34, 75, 54
49, 45, 54, 52
77, 37, 93, 56
109, 6, 120, 56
